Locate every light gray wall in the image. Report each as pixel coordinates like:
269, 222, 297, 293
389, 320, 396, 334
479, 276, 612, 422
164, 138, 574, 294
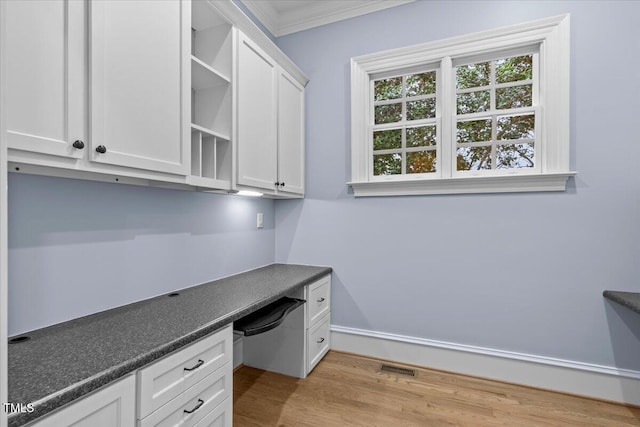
8, 174, 275, 336
275, 1, 640, 370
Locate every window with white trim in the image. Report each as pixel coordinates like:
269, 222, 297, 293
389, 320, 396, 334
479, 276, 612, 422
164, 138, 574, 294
349, 15, 574, 196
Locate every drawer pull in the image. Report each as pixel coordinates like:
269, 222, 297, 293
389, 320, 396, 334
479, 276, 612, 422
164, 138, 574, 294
317, 297, 325, 302
317, 337, 325, 343
184, 359, 204, 372
184, 399, 204, 414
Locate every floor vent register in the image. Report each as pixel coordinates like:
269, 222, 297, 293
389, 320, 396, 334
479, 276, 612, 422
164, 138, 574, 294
379, 363, 416, 376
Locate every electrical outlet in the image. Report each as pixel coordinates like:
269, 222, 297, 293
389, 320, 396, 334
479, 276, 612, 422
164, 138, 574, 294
257, 212, 264, 229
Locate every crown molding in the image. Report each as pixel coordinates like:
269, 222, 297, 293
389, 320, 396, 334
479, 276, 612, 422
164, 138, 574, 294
242, 1, 415, 37
239, 0, 280, 37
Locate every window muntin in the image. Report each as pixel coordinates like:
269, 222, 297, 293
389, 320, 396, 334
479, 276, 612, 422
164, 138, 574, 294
454, 53, 538, 173
371, 70, 438, 177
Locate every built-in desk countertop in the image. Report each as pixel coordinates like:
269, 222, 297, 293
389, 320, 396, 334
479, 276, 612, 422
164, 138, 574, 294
7, 263, 332, 426
603, 290, 640, 315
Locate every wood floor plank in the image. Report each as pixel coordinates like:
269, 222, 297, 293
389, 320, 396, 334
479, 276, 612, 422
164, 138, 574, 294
233, 351, 640, 426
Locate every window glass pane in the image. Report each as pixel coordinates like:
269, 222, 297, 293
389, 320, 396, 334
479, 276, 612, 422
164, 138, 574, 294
406, 72, 436, 96
456, 62, 490, 89
497, 143, 534, 169
373, 153, 402, 175
375, 103, 402, 124
457, 146, 492, 171
407, 151, 436, 174
374, 77, 402, 101
495, 55, 533, 84
456, 119, 492, 143
457, 90, 490, 115
407, 126, 436, 147
497, 114, 535, 140
373, 129, 402, 150
496, 85, 532, 110
406, 98, 435, 121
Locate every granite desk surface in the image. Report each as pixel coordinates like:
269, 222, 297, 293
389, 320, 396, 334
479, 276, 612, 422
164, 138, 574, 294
7, 263, 332, 426
603, 290, 640, 315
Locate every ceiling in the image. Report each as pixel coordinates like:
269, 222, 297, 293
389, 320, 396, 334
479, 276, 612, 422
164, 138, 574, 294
241, 0, 415, 37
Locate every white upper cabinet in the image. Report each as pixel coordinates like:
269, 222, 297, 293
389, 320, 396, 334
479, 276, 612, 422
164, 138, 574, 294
277, 70, 305, 196
235, 30, 305, 197
236, 31, 278, 192
89, 0, 189, 175
4, 0, 190, 184
4, 0, 307, 193
5, 0, 86, 159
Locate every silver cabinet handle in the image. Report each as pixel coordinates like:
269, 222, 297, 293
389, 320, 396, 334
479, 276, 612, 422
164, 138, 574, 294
317, 337, 325, 343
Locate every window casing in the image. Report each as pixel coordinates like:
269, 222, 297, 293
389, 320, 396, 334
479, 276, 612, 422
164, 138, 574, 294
349, 15, 574, 196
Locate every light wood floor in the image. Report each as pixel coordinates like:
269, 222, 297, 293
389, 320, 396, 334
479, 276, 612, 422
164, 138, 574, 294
233, 351, 640, 426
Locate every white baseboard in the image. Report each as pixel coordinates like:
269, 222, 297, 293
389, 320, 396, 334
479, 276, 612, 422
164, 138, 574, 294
331, 325, 640, 405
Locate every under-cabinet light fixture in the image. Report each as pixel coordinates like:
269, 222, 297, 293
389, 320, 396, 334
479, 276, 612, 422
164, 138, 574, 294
237, 190, 263, 197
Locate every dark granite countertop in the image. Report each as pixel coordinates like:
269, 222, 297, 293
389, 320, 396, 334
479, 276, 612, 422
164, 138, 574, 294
603, 290, 640, 315
8, 263, 332, 426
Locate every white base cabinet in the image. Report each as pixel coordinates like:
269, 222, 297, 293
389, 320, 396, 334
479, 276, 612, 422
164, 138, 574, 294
137, 325, 233, 427
138, 364, 231, 427
307, 313, 331, 373
28, 375, 136, 427
305, 275, 331, 373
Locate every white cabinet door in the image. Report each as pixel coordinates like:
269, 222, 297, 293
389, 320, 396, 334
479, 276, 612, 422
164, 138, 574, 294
277, 70, 304, 195
236, 31, 277, 191
90, 0, 189, 175
31, 375, 136, 427
5, 0, 86, 159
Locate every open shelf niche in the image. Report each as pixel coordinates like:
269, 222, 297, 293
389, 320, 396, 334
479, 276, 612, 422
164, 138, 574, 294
188, 1, 232, 190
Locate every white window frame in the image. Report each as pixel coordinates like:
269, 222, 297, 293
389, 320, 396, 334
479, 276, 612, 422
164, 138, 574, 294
349, 14, 575, 197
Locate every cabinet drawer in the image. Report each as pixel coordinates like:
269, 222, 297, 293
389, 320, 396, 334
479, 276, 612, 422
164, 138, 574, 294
306, 312, 330, 374
30, 375, 136, 427
139, 362, 232, 427
137, 325, 232, 419
193, 397, 231, 427
306, 275, 330, 327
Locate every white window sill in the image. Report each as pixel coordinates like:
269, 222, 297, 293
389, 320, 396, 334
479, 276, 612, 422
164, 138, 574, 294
348, 172, 576, 197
